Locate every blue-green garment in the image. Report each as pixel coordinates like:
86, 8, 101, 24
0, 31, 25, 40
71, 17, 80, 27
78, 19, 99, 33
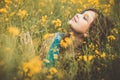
44, 33, 64, 68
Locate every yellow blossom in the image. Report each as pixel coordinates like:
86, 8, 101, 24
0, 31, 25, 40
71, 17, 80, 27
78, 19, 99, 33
39, 2, 45, 7
7, 27, 19, 36
64, 37, 71, 44
18, 9, 28, 18
54, 54, 58, 59
77, 55, 82, 61
60, 37, 71, 48
95, 50, 99, 55
88, 55, 94, 61
78, 56, 82, 60
0, 8, 7, 13
4, 0, 12, 4
5, 18, 9, 21
83, 55, 87, 62
40, 15, 48, 26
109, 0, 114, 5
89, 43, 95, 50
107, 35, 116, 41
60, 40, 68, 48
111, 28, 118, 34
51, 19, 61, 28
10, 12, 15, 16
111, 55, 115, 60
100, 52, 106, 58
58, 28, 62, 32
43, 33, 54, 40
49, 67, 57, 75
23, 56, 42, 77
46, 75, 53, 79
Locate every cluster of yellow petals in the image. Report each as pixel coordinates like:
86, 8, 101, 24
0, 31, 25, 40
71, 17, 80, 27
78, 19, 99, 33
54, 54, 58, 59
111, 28, 118, 34
60, 37, 71, 48
17, 9, 28, 18
52, 19, 61, 28
23, 56, 42, 77
7, 27, 19, 36
100, 52, 106, 58
83, 55, 94, 62
89, 43, 95, 50
78, 52, 107, 62
49, 67, 57, 75
4, 0, 12, 4
107, 35, 116, 42
43, 33, 54, 40
40, 15, 48, 26
0, 8, 7, 13
95, 50, 99, 55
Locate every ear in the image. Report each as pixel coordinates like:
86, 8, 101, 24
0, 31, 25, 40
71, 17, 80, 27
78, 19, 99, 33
83, 32, 89, 37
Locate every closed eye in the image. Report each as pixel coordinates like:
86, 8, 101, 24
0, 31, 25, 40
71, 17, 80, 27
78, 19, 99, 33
83, 16, 88, 21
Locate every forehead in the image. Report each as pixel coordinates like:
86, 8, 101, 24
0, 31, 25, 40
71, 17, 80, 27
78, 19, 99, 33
83, 10, 97, 23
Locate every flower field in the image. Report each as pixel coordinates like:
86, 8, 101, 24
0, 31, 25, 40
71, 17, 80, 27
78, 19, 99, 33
0, 0, 120, 80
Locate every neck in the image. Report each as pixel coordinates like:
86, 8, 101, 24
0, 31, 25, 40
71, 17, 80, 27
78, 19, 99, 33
68, 31, 84, 48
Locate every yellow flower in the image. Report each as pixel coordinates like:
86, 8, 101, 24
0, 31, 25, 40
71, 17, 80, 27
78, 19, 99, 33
43, 33, 54, 40
88, 55, 93, 61
111, 28, 118, 34
100, 52, 106, 58
54, 54, 58, 59
5, 18, 9, 21
65, 37, 71, 44
95, 50, 99, 55
7, 27, 19, 36
0, 8, 7, 13
60, 37, 71, 48
83, 55, 87, 62
4, 0, 12, 4
18, 9, 28, 18
10, 12, 16, 16
109, 0, 114, 5
40, 15, 48, 26
51, 19, 61, 28
89, 43, 95, 50
111, 55, 115, 60
23, 56, 42, 77
77, 55, 82, 61
107, 35, 116, 42
46, 75, 53, 79
49, 67, 57, 75
60, 40, 68, 48
58, 28, 62, 32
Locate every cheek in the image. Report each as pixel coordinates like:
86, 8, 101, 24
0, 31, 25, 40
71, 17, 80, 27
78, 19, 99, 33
76, 21, 89, 33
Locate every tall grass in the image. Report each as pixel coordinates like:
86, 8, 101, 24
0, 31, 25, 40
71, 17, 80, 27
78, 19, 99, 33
0, 0, 120, 80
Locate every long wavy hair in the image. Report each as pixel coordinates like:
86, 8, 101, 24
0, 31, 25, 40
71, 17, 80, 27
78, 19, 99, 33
81, 8, 114, 50
61, 8, 114, 54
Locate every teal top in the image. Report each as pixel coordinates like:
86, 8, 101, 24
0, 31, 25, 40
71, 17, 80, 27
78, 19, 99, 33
44, 33, 64, 68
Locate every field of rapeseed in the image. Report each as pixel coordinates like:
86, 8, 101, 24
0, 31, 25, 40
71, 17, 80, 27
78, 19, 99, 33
0, 0, 120, 80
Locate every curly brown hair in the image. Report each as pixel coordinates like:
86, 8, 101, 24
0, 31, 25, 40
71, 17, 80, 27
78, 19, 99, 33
81, 8, 114, 49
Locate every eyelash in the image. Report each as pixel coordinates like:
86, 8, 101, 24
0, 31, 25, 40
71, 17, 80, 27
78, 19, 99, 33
83, 16, 88, 21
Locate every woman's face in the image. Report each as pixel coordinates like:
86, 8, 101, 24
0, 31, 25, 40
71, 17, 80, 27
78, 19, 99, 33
68, 10, 97, 34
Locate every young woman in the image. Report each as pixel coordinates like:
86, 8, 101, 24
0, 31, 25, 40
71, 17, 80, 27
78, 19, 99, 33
19, 8, 114, 68
38, 8, 114, 68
